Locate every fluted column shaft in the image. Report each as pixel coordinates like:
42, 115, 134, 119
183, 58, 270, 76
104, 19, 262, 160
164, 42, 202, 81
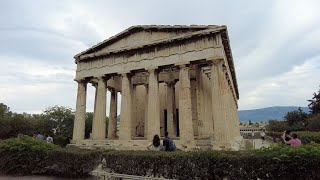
230, 90, 241, 138
224, 83, 233, 140
108, 88, 118, 139
166, 81, 176, 137
144, 85, 149, 138
72, 81, 87, 141
211, 59, 229, 144
179, 65, 194, 145
196, 66, 214, 138
119, 73, 133, 140
147, 69, 160, 141
92, 77, 107, 140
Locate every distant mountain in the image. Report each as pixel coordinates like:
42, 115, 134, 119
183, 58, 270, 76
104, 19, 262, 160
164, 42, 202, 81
238, 106, 309, 122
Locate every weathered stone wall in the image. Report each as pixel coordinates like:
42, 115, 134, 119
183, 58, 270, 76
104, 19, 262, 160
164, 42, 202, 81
76, 35, 223, 79
99, 30, 199, 53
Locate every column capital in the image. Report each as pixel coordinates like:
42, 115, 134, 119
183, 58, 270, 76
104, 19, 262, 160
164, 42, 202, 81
207, 58, 224, 66
95, 75, 111, 82
146, 68, 159, 74
165, 80, 177, 86
178, 64, 191, 71
90, 79, 98, 88
107, 87, 117, 93
121, 73, 134, 78
74, 78, 89, 84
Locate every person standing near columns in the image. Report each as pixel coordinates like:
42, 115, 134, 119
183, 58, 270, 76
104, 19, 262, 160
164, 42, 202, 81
147, 69, 161, 141
108, 88, 118, 139
119, 73, 133, 140
92, 76, 108, 140
178, 65, 194, 147
72, 80, 87, 142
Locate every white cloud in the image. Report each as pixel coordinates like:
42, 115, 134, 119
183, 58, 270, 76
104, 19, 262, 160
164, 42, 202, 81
0, 0, 319, 113
239, 56, 320, 109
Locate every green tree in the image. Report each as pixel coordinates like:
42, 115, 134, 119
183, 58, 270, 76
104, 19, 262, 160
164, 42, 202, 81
308, 86, 320, 115
85, 112, 93, 138
306, 114, 320, 131
0, 103, 38, 139
266, 120, 289, 132
0, 103, 12, 118
7, 113, 35, 137
42, 106, 75, 138
0, 118, 12, 139
34, 115, 56, 136
284, 107, 308, 129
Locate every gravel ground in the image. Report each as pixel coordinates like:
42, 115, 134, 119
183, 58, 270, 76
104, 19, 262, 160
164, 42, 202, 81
0, 174, 97, 180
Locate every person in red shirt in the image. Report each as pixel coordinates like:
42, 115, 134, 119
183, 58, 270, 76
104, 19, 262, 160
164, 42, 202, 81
283, 133, 302, 147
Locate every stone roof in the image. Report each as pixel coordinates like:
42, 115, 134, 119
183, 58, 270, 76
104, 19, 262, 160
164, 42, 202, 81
74, 25, 219, 58
74, 25, 239, 99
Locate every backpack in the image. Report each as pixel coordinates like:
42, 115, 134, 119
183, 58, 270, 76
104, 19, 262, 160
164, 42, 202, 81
166, 138, 176, 151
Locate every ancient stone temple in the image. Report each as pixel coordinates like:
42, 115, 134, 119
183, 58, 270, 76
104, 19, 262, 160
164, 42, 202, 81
71, 25, 242, 150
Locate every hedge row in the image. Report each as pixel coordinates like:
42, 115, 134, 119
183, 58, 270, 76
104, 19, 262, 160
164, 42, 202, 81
0, 136, 101, 177
267, 131, 320, 144
103, 144, 320, 180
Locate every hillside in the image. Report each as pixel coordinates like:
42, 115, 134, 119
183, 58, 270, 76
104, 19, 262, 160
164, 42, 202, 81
238, 106, 309, 122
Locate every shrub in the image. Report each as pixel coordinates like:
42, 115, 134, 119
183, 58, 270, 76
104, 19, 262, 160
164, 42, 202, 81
267, 131, 320, 144
306, 114, 320, 131
0, 135, 58, 175
54, 135, 69, 147
0, 136, 101, 177
45, 148, 101, 177
102, 144, 320, 179
297, 131, 320, 144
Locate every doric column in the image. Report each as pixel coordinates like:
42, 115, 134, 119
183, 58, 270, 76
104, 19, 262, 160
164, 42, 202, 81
211, 59, 230, 145
72, 80, 87, 141
196, 66, 214, 138
92, 77, 108, 140
224, 83, 233, 140
166, 81, 176, 137
119, 73, 133, 140
178, 65, 194, 146
147, 69, 160, 141
107, 88, 118, 139
229, 88, 241, 138
131, 85, 137, 137
144, 84, 149, 138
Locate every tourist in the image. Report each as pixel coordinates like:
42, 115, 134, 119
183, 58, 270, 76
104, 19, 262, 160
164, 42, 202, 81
33, 131, 38, 138
46, 135, 54, 143
147, 134, 162, 151
260, 130, 266, 144
282, 130, 292, 143
283, 133, 302, 147
34, 131, 45, 140
163, 131, 176, 151
251, 131, 255, 138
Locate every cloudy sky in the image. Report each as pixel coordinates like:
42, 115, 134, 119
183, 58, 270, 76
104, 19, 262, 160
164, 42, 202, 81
0, 0, 319, 114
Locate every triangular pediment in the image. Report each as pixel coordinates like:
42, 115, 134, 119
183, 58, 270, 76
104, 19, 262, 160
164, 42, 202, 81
75, 25, 219, 58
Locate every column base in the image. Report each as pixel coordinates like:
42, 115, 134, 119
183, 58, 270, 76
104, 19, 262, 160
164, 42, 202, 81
212, 136, 243, 150
68, 138, 243, 151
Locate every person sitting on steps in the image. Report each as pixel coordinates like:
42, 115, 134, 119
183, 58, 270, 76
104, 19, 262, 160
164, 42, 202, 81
147, 134, 162, 151
163, 131, 176, 151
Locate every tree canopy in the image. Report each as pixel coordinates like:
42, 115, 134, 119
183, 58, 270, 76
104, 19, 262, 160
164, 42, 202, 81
308, 86, 320, 115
